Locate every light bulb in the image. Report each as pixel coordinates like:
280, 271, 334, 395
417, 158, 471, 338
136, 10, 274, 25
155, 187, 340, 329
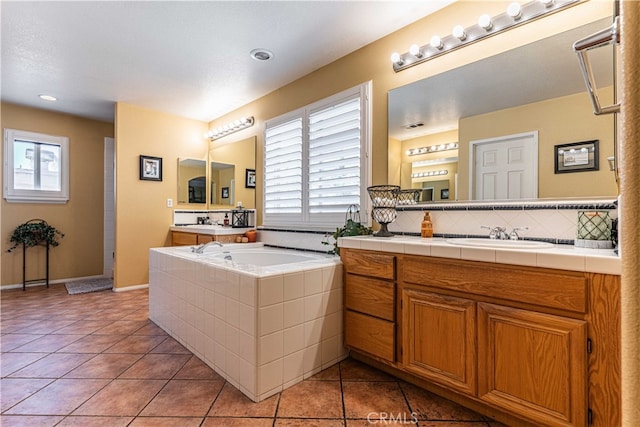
452, 25, 467, 41
409, 44, 422, 58
390, 52, 403, 65
478, 14, 493, 31
541, 0, 554, 6
507, 2, 522, 19
430, 35, 443, 50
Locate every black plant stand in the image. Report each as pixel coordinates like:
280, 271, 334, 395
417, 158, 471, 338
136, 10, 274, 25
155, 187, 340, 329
22, 241, 49, 291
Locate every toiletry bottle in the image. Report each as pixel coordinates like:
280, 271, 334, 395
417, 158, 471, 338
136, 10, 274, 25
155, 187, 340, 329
421, 212, 433, 238
223, 213, 229, 226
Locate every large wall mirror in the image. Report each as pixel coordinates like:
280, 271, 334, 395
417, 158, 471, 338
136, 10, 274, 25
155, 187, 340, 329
178, 136, 256, 208
208, 136, 256, 209
389, 16, 617, 202
178, 158, 207, 204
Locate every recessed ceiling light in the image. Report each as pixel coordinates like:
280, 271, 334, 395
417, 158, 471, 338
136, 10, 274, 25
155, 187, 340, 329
250, 49, 274, 61
39, 94, 57, 101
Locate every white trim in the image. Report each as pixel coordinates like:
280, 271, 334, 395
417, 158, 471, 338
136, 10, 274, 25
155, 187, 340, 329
3, 128, 70, 203
112, 283, 149, 292
0, 274, 105, 291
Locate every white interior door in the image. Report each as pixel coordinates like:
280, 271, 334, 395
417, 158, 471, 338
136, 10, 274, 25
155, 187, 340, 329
104, 137, 115, 278
470, 131, 538, 200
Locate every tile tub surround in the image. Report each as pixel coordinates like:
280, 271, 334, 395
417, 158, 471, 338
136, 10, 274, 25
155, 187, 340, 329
338, 235, 621, 275
148, 245, 346, 402
392, 198, 617, 243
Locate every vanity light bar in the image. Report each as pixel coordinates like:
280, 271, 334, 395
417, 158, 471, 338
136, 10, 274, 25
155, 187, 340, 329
391, 0, 580, 72
412, 170, 449, 178
406, 142, 458, 156
206, 116, 255, 141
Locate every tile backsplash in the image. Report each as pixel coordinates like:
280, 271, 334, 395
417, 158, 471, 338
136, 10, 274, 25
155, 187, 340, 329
174, 209, 256, 227
391, 199, 617, 244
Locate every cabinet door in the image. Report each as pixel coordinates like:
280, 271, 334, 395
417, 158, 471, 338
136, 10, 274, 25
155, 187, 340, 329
172, 231, 198, 246
478, 303, 587, 427
402, 289, 476, 395
197, 234, 215, 244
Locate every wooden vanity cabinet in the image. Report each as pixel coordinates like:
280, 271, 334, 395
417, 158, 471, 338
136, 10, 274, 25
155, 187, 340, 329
342, 249, 396, 362
171, 230, 243, 246
341, 248, 620, 427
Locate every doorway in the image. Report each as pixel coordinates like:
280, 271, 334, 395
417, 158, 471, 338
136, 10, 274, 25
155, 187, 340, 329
470, 131, 538, 200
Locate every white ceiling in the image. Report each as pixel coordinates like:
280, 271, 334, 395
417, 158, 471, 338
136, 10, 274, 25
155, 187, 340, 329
1, 0, 454, 123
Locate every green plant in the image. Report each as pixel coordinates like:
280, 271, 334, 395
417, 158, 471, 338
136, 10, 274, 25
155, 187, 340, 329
323, 218, 373, 255
7, 220, 64, 253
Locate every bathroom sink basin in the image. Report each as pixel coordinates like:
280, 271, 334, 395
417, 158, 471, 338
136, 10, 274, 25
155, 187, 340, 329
446, 238, 554, 250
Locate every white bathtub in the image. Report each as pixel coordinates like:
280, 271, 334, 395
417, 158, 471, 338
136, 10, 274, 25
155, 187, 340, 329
148, 243, 346, 402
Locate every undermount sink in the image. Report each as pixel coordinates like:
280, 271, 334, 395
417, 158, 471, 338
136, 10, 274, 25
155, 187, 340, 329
446, 238, 554, 250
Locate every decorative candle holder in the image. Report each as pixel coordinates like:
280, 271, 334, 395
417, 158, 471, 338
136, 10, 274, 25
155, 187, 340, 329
397, 189, 421, 205
367, 185, 400, 237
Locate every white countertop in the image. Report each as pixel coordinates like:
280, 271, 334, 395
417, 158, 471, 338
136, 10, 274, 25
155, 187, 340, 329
338, 235, 620, 275
170, 225, 254, 236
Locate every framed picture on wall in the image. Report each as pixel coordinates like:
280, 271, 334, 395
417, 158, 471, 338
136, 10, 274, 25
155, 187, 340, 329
441, 189, 449, 200
554, 140, 599, 174
140, 155, 162, 181
245, 168, 256, 188
221, 187, 229, 199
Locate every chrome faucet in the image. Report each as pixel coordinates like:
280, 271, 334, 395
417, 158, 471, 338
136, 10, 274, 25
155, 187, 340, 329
508, 227, 529, 240
481, 226, 508, 240
191, 241, 223, 253
481, 226, 528, 240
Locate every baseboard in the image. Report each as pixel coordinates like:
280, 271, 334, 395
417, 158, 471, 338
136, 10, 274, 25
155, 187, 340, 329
1, 274, 106, 291
112, 283, 149, 292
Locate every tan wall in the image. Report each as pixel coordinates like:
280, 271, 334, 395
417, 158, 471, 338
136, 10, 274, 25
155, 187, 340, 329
114, 103, 207, 288
209, 136, 256, 209
1, 102, 114, 287
458, 88, 617, 200
620, 2, 640, 424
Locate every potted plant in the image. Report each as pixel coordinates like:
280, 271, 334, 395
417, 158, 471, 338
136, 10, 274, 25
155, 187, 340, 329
323, 205, 373, 255
7, 219, 64, 253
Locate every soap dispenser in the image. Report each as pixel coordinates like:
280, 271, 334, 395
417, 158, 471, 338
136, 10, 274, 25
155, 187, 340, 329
421, 212, 433, 238
223, 213, 229, 226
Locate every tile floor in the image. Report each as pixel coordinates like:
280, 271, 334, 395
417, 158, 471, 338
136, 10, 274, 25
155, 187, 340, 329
1, 284, 507, 426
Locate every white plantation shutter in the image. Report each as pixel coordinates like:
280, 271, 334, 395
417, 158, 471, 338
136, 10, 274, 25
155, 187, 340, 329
263, 82, 371, 228
308, 96, 361, 215
264, 117, 303, 216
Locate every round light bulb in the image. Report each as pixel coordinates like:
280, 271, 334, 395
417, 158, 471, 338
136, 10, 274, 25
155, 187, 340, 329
409, 44, 422, 58
430, 35, 443, 50
478, 14, 493, 30
507, 2, 522, 19
452, 25, 467, 41
390, 52, 402, 65
541, 0, 554, 7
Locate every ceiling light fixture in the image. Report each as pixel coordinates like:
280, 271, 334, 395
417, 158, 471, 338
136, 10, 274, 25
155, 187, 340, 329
411, 170, 449, 179
39, 94, 57, 101
250, 49, 274, 61
390, 0, 580, 72
406, 142, 459, 156
206, 116, 255, 141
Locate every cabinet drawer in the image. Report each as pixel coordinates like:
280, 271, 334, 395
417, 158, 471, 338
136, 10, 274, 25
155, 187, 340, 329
345, 310, 395, 362
401, 256, 587, 313
197, 234, 215, 244
342, 249, 395, 280
172, 231, 198, 246
345, 275, 394, 321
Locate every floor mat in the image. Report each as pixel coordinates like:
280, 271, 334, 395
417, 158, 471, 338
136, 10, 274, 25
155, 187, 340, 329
65, 278, 113, 294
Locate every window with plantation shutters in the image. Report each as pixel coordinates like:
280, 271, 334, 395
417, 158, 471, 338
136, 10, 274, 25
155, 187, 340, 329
263, 82, 371, 228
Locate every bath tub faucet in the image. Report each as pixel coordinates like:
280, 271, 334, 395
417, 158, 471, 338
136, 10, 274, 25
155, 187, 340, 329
191, 241, 223, 253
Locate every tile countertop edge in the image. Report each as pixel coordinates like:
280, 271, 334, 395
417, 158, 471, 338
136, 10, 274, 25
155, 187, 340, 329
337, 236, 621, 275
170, 225, 254, 236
